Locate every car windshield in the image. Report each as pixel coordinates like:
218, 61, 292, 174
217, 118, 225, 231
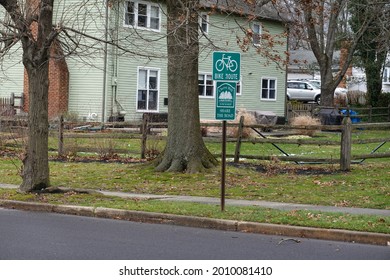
309, 81, 321, 88
309, 82, 320, 89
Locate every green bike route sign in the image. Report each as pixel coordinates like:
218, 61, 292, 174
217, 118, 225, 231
212, 51, 241, 82
215, 82, 236, 120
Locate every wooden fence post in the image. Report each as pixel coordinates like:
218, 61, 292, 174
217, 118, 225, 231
340, 116, 352, 171
234, 115, 245, 163
388, 105, 390, 122
58, 115, 64, 156
141, 114, 148, 159
368, 105, 372, 122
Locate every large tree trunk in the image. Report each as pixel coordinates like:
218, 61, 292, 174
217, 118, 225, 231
18, 0, 54, 192
155, 0, 217, 173
320, 63, 336, 107
20, 64, 50, 192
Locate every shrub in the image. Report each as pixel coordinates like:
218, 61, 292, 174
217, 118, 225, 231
227, 109, 257, 138
347, 90, 366, 105
290, 115, 321, 137
377, 92, 390, 107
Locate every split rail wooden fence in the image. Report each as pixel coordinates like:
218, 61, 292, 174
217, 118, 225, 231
53, 115, 390, 171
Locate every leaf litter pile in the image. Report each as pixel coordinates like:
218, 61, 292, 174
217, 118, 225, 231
228, 162, 341, 176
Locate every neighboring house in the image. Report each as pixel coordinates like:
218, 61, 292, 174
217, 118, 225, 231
0, 0, 288, 122
383, 62, 390, 92
288, 49, 390, 93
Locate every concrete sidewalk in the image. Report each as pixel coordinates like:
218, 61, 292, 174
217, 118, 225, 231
2, 183, 390, 217
1, 183, 390, 246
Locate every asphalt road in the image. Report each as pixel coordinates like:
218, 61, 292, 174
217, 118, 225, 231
1, 208, 389, 260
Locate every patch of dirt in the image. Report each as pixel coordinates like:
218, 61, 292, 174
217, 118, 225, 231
228, 162, 341, 176
49, 155, 148, 164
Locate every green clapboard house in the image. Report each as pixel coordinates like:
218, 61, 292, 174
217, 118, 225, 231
0, 0, 288, 122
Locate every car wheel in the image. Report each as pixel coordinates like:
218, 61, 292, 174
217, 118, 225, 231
315, 95, 321, 104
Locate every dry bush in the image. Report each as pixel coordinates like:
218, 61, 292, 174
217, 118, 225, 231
347, 90, 366, 105
227, 109, 257, 138
334, 95, 348, 106
290, 115, 321, 137
95, 139, 116, 160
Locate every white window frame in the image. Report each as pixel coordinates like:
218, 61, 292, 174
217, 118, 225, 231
136, 67, 160, 112
261, 77, 277, 101
236, 76, 242, 96
198, 73, 214, 98
124, 1, 161, 32
383, 67, 390, 84
199, 13, 209, 34
252, 22, 262, 46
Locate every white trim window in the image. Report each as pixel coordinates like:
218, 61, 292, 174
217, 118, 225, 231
261, 78, 277, 100
198, 73, 214, 97
125, 1, 161, 31
383, 67, 390, 84
199, 13, 209, 34
236, 78, 242, 96
137, 68, 160, 112
252, 22, 261, 46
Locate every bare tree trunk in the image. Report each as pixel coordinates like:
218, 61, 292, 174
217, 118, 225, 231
154, 0, 217, 173
17, 0, 55, 192
320, 63, 336, 106
20, 65, 50, 192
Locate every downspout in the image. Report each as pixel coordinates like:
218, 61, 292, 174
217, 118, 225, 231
101, 0, 109, 123
112, 0, 120, 117
285, 24, 290, 123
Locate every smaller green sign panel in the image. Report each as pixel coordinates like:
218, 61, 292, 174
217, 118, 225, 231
215, 82, 237, 120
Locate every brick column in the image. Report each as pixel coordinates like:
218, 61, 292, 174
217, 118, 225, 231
23, 0, 69, 119
339, 42, 353, 89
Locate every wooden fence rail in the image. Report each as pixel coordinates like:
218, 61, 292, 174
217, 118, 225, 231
0, 97, 15, 116
54, 116, 390, 171
287, 103, 390, 122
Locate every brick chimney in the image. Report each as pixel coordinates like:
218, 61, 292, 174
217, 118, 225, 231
339, 42, 353, 89
23, 0, 69, 119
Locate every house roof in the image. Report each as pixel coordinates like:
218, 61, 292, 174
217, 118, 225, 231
199, 0, 286, 23
288, 49, 341, 73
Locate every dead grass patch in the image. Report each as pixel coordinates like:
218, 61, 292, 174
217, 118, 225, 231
290, 115, 321, 137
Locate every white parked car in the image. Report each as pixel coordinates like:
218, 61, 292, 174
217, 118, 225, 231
286, 80, 348, 104
308, 80, 348, 101
286, 80, 322, 104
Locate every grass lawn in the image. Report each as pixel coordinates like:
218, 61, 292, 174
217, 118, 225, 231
1, 128, 389, 234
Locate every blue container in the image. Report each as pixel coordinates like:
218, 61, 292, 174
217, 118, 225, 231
340, 109, 361, 123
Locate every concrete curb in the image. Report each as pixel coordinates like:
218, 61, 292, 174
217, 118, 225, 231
1, 199, 389, 246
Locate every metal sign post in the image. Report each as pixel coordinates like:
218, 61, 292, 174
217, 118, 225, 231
212, 52, 240, 211
221, 120, 227, 211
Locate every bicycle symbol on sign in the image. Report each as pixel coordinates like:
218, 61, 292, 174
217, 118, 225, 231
215, 54, 238, 72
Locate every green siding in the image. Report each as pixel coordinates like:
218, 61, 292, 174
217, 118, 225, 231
0, 5, 23, 98
112, 2, 287, 121
198, 13, 287, 120
1, 1, 287, 121
55, 0, 108, 121
0, 46, 24, 98
109, 1, 169, 121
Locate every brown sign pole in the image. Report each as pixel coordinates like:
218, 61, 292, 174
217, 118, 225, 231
221, 120, 227, 211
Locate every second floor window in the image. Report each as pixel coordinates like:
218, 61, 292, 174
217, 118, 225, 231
125, 1, 160, 31
200, 14, 209, 34
252, 22, 261, 46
